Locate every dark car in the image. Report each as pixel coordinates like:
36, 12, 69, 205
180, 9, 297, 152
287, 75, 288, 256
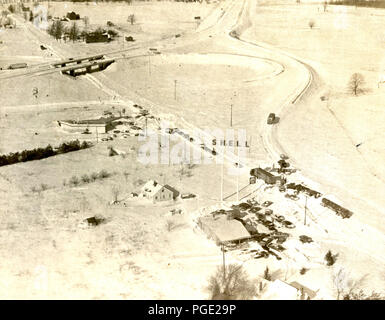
262, 201, 273, 207
283, 220, 295, 229
267, 113, 276, 125
299, 235, 313, 244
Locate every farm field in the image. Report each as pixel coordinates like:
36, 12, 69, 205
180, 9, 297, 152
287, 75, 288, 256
0, 0, 384, 300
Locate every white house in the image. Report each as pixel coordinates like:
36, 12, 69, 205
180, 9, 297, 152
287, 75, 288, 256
141, 180, 179, 203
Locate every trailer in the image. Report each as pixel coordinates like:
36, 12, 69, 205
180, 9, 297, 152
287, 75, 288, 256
321, 198, 353, 219
8, 63, 27, 70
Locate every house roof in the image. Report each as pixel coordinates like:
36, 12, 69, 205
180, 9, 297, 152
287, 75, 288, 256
263, 279, 300, 300
142, 180, 163, 195
199, 215, 251, 243
290, 281, 317, 299
163, 184, 180, 198
256, 167, 276, 178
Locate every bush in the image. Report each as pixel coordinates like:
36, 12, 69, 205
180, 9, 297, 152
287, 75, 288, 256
81, 174, 90, 183
90, 172, 99, 181
300, 267, 308, 275
69, 176, 80, 186
40, 184, 49, 191
98, 169, 110, 179
308, 20, 315, 29
325, 250, 338, 266
207, 264, 257, 300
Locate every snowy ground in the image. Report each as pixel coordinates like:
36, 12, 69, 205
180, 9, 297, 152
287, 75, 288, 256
0, 0, 384, 299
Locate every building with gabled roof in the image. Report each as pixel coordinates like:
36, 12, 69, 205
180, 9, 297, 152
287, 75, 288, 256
141, 180, 179, 203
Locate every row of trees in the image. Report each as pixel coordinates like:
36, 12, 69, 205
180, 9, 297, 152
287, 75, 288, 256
0, 140, 91, 167
47, 21, 119, 42
47, 20, 80, 42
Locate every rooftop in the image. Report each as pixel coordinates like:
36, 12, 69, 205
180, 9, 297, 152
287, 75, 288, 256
199, 215, 251, 243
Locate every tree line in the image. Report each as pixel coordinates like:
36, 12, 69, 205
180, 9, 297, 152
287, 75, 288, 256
0, 140, 91, 167
332, 0, 385, 9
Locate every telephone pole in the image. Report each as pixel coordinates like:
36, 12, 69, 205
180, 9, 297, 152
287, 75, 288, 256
230, 104, 233, 127
236, 147, 240, 202
220, 156, 224, 203
221, 244, 226, 280
174, 80, 177, 100
304, 195, 308, 225
148, 54, 151, 76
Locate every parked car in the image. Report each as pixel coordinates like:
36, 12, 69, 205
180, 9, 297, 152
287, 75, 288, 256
181, 193, 196, 199
283, 220, 295, 229
254, 251, 269, 259
267, 113, 276, 124
249, 207, 262, 213
262, 201, 273, 207
299, 235, 313, 244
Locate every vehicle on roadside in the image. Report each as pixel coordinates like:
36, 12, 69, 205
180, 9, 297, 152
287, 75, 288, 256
267, 113, 276, 124
283, 220, 295, 229
181, 193, 196, 199
299, 235, 313, 243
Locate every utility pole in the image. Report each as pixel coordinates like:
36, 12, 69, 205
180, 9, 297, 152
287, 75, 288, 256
222, 244, 226, 280
174, 80, 177, 100
96, 126, 98, 143
304, 195, 308, 225
236, 147, 240, 202
220, 156, 224, 203
230, 104, 233, 127
148, 54, 151, 76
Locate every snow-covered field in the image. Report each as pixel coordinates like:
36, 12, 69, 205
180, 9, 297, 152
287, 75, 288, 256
0, 0, 384, 299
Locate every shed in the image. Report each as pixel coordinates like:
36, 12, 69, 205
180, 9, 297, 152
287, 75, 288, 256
290, 281, 317, 300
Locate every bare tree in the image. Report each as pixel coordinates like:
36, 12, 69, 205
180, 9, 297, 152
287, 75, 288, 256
128, 14, 135, 25
263, 266, 272, 281
68, 22, 79, 42
323, 1, 328, 12
348, 73, 365, 96
332, 268, 368, 300
111, 185, 120, 204
207, 264, 257, 300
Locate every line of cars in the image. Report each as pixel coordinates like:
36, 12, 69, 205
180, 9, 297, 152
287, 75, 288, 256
220, 199, 297, 260
166, 127, 218, 156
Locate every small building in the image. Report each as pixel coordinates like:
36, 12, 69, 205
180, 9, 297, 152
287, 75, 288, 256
262, 279, 317, 300
250, 167, 280, 185
290, 281, 317, 300
66, 11, 80, 20
198, 215, 251, 245
141, 180, 179, 203
57, 117, 115, 134
86, 32, 110, 43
